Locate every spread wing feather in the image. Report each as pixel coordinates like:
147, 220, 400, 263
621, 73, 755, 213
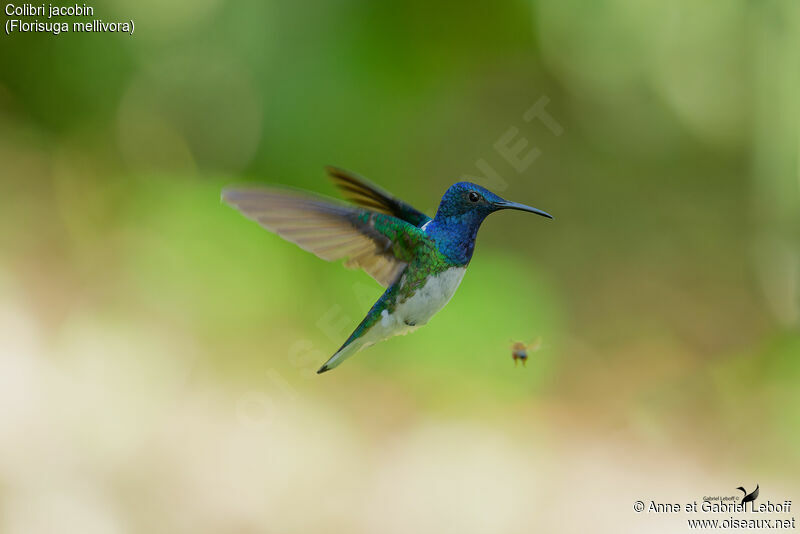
222, 187, 419, 287
326, 167, 432, 228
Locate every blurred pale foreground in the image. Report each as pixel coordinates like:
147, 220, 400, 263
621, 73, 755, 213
2, 289, 797, 534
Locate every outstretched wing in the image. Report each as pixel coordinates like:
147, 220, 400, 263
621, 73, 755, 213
222, 187, 425, 287
326, 166, 432, 228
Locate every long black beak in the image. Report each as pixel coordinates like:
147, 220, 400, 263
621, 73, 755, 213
494, 200, 553, 219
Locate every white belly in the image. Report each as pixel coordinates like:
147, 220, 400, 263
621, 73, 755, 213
365, 267, 466, 344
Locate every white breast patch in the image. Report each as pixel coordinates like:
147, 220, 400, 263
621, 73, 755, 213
364, 267, 466, 344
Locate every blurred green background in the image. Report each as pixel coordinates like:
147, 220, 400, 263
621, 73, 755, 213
1, 1, 799, 532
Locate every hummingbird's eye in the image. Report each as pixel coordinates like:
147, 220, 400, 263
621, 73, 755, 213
468, 191, 480, 203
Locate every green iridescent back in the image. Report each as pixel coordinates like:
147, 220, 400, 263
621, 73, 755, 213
343, 211, 460, 343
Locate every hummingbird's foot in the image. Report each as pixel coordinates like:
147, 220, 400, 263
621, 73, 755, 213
404, 319, 416, 326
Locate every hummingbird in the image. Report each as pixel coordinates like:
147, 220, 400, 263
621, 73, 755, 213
222, 167, 552, 374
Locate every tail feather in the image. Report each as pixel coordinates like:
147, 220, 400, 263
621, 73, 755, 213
317, 276, 400, 374
317, 337, 368, 374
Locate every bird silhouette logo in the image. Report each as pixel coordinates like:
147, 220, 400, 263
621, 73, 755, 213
737, 484, 759, 510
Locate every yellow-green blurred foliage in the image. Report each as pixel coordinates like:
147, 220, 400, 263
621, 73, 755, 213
0, 1, 798, 532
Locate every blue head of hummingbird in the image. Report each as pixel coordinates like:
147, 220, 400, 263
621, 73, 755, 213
424, 182, 552, 265
223, 168, 552, 373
